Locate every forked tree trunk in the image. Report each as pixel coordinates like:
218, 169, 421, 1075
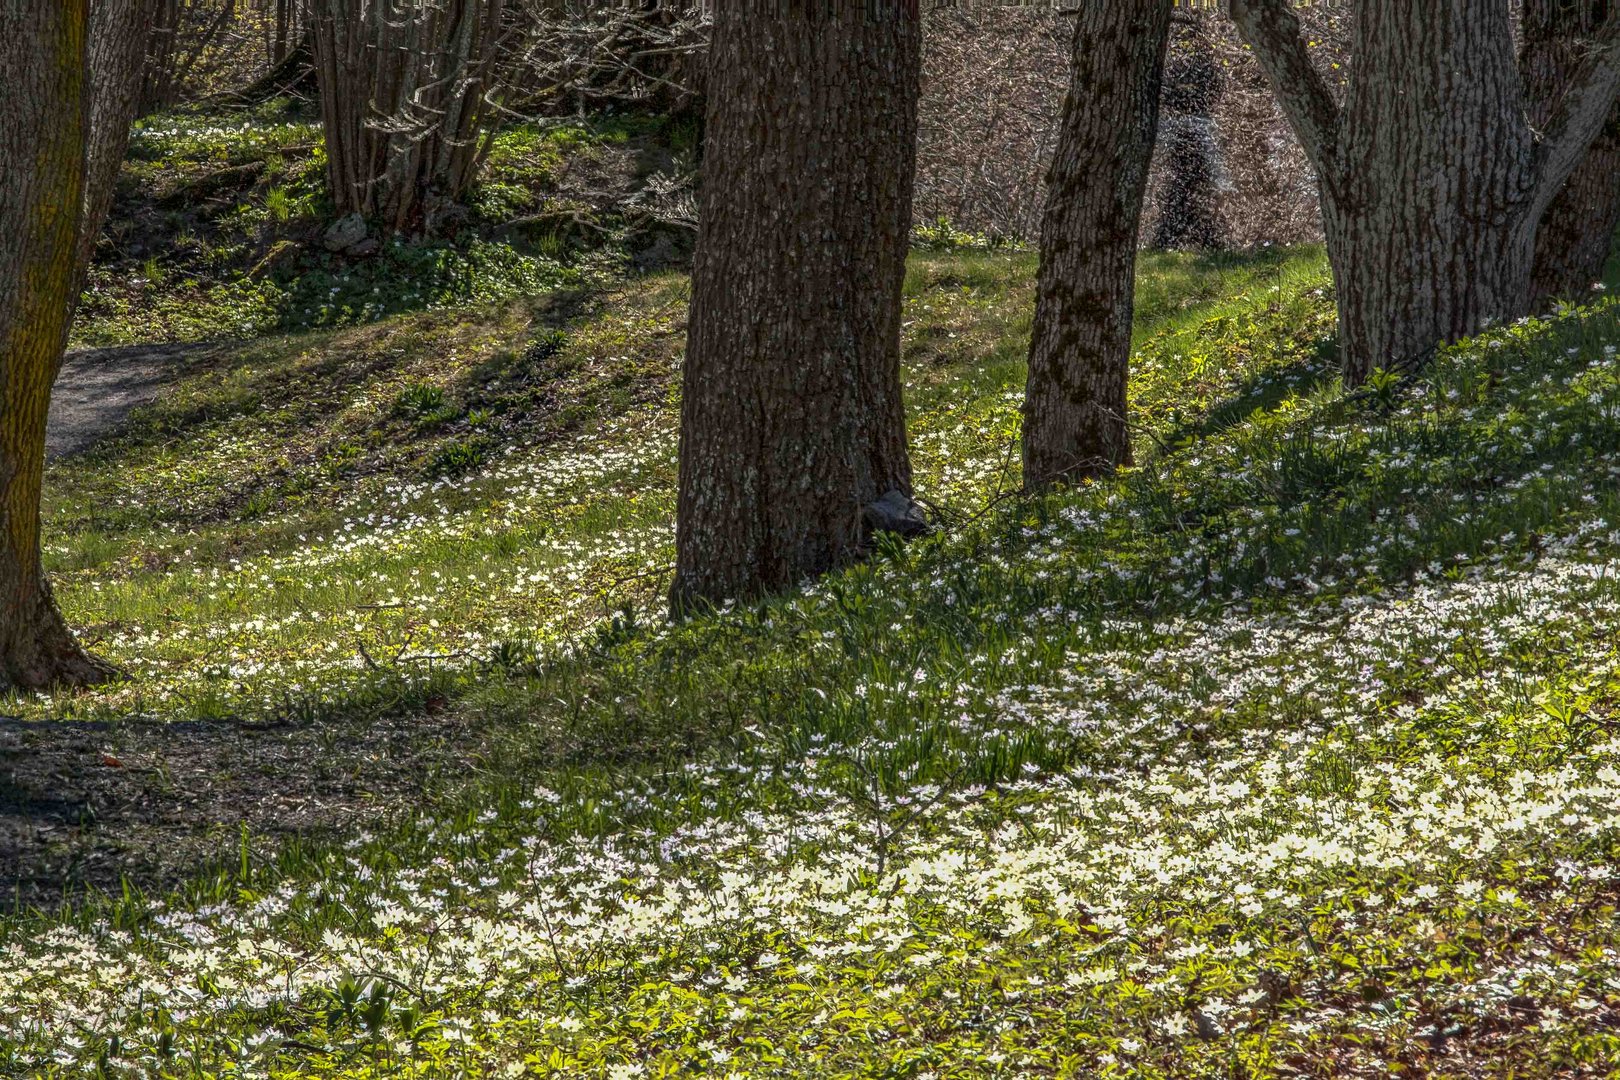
1231, 0, 1620, 385
0, 1, 116, 690
670, 0, 920, 610
1325, 1, 1536, 382
1022, 0, 1172, 491
1523, 0, 1620, 306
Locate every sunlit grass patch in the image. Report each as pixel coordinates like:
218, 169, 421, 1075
75, 111, 643, 348
16, 247, 1620, 1075
42, 251, 1325, 727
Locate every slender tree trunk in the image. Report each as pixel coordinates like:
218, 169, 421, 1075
139, 0, 183, 116
670, 0, 921, 610
1022, 0, 1172, 491
78, 0, 160, 298
1523, 0, 1620, 305
0, 0, 116, 690
274, 0, 294, 64
1231, 0, 1620, 385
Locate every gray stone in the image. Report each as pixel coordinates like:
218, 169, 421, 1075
344, 237, 381, 258
863, 489, 929, 539
322, 213, 368, 252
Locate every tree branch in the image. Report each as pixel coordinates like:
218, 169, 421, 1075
1531, 20, 1620, 220
1226, 0, 1340, 196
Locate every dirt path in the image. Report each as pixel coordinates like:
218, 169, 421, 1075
48, 343, 204, 459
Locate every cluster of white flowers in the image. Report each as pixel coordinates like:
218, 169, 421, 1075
6, 517, 1620, 1072
16, 259, 1620, 1073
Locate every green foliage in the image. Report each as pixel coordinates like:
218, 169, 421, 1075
74, 110, 632, 349
13, 249, 1620, 1076
911, 215, 1020, 252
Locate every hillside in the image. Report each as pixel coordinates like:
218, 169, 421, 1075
2, 225, 1619, 1074
0, 89, 1613, 1077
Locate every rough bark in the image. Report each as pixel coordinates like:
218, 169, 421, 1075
1523, 0, 1620, 305
310, 0, 506, 236
670, 0, 920, 610
1326, 1, 1536, 382
0, 0, 117, 690
1231, 0, 1620, 384
1021, 0, 1171, 491
79, 0, 161, 298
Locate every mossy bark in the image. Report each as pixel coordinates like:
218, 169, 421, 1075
1022, 0, 1172, 490
0, 1, 117, 690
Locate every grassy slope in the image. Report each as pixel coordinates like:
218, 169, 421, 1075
41, 246, 1327, 725
74, 106, 690, 348
10, 239, 1620, 1076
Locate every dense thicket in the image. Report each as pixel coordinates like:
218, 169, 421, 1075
309, 0, 506, 238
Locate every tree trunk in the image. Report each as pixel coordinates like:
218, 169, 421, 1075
310, 0, 505, 237
1153, 12, 1225, 251
78, 0, 160, 296
139, 0, 182, 115
0, 1, 116, 690
1326, 0, 1536, 382
1523, 0, 1620, 306
1231, 0, 1620, 385
670, 0, 921, 610
1021, 0, 1172, 491
273, 0, 296, 64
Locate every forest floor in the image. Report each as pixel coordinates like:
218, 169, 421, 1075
4, 105, 1620, 1077
9, 244, 1317, 913
49, 344, 199, 458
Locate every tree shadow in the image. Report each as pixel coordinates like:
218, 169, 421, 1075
1152, 335, 1340, 454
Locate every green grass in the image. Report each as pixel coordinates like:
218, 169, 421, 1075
40, 247, 1329, 726
73, 110, 657, 348
9, 246, 1620, 1076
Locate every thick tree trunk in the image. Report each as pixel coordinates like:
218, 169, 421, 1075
1153, 12, 1225, 251
1021, 0, 1171, 491
1326, 0, 1536, 382
1523, 0, 1620, 306
670, 0, 921, 610
1231, 0, 1620, 385
0, 1, 116, 690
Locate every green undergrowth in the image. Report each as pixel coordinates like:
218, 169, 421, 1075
38, 246, 1329, 726
72, 105, 688, 347
11, 246, 1620, 1075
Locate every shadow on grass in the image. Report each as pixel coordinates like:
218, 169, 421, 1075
1155, 339, 1341, 453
